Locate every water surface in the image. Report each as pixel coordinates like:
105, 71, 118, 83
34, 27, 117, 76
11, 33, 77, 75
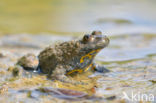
0, 0, 156, 103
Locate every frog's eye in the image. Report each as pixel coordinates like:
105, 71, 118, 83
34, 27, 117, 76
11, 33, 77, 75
91, 31, 102, 35
84, 34, 90, 39
83, 34, 90, 42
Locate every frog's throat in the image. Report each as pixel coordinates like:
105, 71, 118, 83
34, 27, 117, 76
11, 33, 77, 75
66, 63, 93, 75
66, 49, 101, 75
80, 49, 101, 63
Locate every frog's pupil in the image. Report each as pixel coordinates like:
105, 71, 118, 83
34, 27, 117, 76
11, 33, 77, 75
84, 35, 89, 39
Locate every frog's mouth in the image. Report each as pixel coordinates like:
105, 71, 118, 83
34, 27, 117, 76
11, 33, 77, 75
96, 35, 110, 48
87, 35, 110, 50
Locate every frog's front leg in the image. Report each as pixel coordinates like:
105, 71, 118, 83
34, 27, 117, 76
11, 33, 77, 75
49, 65, 87, 85
92, 63, 110, 73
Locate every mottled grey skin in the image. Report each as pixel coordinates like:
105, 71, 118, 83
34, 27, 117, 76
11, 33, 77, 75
17, 31, 110, 84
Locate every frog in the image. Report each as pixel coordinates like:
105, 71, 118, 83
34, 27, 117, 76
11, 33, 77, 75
17, 31, 110, 84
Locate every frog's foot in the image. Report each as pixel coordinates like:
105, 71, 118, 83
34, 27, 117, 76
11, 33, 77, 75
49, 66, 88, 85
59, 76, 88, 85
17, 53, 39, 71
51, 74, 88, 85
92, 64, 110, 73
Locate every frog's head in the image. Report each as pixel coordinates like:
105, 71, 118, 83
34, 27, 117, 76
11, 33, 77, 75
81, 31, 109, 50
66, 31, 109, 75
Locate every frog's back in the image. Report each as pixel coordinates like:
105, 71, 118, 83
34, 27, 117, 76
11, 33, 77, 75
38, 40, 82, 74
38, 46, 55, 73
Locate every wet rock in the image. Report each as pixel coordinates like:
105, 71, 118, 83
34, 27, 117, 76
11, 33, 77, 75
0, 53, 4, 58
17, 53, 39, 71
0, 52, 6, 58
38, 87, 88, 98
31, 87, 105, 101
0, 85, 8, 94
105, 95, 116, 100
12, 66, 20, 77
105, 87, 113, 90
0, 51, 11, 58
8, 66, 23, 77
149, 80, 156, 84
27, 91, 32, 98
8, 66, 35, 78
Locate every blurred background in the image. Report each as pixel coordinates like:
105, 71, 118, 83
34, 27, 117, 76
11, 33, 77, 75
0, 0, 156, 35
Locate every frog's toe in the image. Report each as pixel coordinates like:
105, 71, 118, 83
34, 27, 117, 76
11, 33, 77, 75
94, 65, 110, 73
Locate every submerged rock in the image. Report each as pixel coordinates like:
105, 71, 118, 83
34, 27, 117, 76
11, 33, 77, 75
38, 87, 88, 98
30, 87, 102, 100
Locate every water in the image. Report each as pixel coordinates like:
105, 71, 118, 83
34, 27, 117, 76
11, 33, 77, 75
0, 0, 156, 103
0, 0, 156, 34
